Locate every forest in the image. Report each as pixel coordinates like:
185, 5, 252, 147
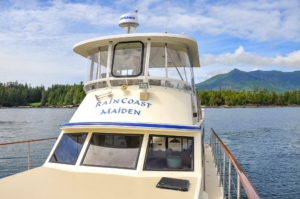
199, 86, 300, 106
0, 81, 85, 107
0, 82, 299, 107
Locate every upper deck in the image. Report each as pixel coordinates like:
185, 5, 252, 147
66, 33, 202, 128
74, 33, 200, 67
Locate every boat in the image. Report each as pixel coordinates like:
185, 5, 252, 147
0, 12, 260, 199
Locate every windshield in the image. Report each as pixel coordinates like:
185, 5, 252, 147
144, 135, 194, 171
82, 133, 143, 169
50, 133, 87, 165
111, 41, 144, 77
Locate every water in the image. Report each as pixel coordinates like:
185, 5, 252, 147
0, 108, 299, 198
204, 108, 300, 199
0, 108, 76, 178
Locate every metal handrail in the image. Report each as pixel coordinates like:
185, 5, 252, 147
210, 128, 260, 199
0, 137, 57, 170
0, 137, 57, 146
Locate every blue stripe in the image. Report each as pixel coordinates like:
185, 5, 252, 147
60, 122, 201, 130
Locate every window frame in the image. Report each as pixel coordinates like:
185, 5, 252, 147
111, 41, 145, 78
81, 133, 144, 170
49, 133, 88, 165
143, 134, 194, 172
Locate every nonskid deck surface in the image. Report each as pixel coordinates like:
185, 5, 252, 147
204, 145, 223, 199
0, 166, 198, 199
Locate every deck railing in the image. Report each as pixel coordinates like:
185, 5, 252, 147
0, 137, 57, 171
210, 128, 260, 199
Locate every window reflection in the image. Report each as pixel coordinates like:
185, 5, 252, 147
112, 42, 144, 77
50, 133, 87, 165
82, 133, 143, 169
86, 46, 108, 82
144, 135, 193, 171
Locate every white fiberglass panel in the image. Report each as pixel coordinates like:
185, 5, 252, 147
69, 87, 194, 125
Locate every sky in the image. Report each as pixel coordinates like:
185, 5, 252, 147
0, 0, 299, 87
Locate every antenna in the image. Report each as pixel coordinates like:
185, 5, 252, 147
135, 8, 138, 33
165, 9, 168, 33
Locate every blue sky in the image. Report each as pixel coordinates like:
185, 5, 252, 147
0, 0, 299, 87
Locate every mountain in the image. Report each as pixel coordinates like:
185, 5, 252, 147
196, 69, 300, 92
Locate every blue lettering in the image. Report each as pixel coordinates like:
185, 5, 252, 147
95, 102, 101, 107
120, 16, 135, 20
113, 99, 120, 104
141, 102, 146, 106
128, 99, 134, 104
121, 109, 127, 114
146, 103, 152, 108
102, 101, 108, 106
107, 108, 111, 114
100, 109, 107, 115
134, 110, 141, 115
109, 99, 112, 104
121, 98, 128, 104
134, 100, 140, 105
111, 109, 117, 114
128, 109, 133, 114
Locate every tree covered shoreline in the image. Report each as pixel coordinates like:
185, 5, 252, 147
0, 81, 299, 108
0, 81, 85, 107
200, 86, 300, 106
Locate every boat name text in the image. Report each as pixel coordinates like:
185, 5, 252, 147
95, 98, 152, 116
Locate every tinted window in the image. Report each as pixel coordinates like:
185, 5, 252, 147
144, 135, 193, 171
82, 133, 143, 169
50, 133, 87, 165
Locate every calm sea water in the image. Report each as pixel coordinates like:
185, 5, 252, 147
204, 108, 300, 199
0, 108, 76, 178
0, 108, 299, 198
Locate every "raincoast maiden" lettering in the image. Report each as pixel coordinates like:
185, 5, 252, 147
95, 98, 152, 116
100, 108, 141, 116
95, 98, 152, 108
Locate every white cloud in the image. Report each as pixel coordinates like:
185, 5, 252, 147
0, 0, 299, 87
201, 46, 300, 67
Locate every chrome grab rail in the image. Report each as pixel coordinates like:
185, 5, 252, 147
0, 137, 57, 170
210, 128, 260, 199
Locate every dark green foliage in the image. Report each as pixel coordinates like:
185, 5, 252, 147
196, 69, 300, 93
199, 87, 300, 106
41, 82, 85, 106
0, 81, 44, 107
0, 81, 86, 107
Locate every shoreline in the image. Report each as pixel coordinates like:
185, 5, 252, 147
1, 105, 300, 109
0, 105, 78, 109
202, 105, 300, 108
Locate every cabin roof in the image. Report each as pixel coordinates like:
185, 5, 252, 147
73, 33, 200, 67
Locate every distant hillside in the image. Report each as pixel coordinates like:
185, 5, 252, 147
196, 69, 300, 92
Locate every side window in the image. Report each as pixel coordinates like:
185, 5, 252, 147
85, 46, 108, 82
50, 133, 87, 165
111, 41, 144, 77
82, 133, 143, 169
144, 135, 193, 171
